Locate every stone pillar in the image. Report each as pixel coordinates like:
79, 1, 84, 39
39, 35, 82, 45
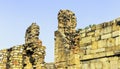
55, 10, 80, 69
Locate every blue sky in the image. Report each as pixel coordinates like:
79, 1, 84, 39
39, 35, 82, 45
0, 0, 120, 62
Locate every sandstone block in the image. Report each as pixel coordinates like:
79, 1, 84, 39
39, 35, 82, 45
95, 62, 103, 69
91, 37, 96, 41
91, 41, 98, 50
95, 36, 101, 41
105, 51, 114, 56
102, 61, 110, 69
98, 40, 107, 48
112, 23, 120, 31
96, 48, 105, 53
90, 62, 95, 69
81, 36, 92, 44
107, 38, 115, 47
118, 60, 120, 69
86, 49, 91, 55
103, 26, 112, 34
87, 32, 94, 36
82, 63, 89, 69
112, 31, 120, 37
95, 29, 101, 36
94, 52, 105, 58
110, 60, 118, 69
101, 34, 111, 39
115, 36, 120, 46
96, 24, 102, 30
82, 54, 93, 60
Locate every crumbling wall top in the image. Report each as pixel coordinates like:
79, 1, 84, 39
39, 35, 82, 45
58, 9, 77, 29
25, 23, 40, 43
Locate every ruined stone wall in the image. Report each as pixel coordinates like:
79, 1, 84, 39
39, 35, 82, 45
55, 9, 120, 69
55, 10, 80, 69
79, 18, 120, 69
0, 23, 46, 69
1, 9, 120, 69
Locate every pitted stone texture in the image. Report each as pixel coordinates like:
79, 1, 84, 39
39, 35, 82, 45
25, 23, 40, 44
0, 23, 46, 69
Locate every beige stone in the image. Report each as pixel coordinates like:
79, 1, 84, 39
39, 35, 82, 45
81, 36, 92, 44
96, 24, 103, 30
105, 51, 114, 56
103, 26, 112, 34
98, 40, 107, 48
110, 60, 118, 69
101, 33, 111, 39
112, 23, 120, 31
82, 54, 93, 60
82, 63, 89, 69
92, 41, 98, 50
93, 52, 105, 58
112, 31, 120, 37
95, 62, 103, 69
96, 48, 105, 53
87, 32, 94, 36
107, 38, 115, 47
95, 29, 101, 36
115, 36, 120, 46
90, 62, 95, 69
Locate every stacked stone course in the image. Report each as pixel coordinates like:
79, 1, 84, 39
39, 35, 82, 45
55, 10, 120, 69
79, 18, 120, 69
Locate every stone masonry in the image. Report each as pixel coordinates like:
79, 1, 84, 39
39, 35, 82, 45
54, 10, 120, 69
1, 9, 120, 69
79, 17, 120, 69
55, 10, 80, 69
0, 23, 46, 69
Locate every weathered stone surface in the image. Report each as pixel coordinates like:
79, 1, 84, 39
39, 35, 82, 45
107, 38, 115, 47
98, 40, 107, 48
55, 10, 120, 69
0, 23, 46, 69
1, 10, 120, 69
101, 33, 111, 39
115, 36, 120, 46
91, 41, 98, 50
112, 31, 120, 37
